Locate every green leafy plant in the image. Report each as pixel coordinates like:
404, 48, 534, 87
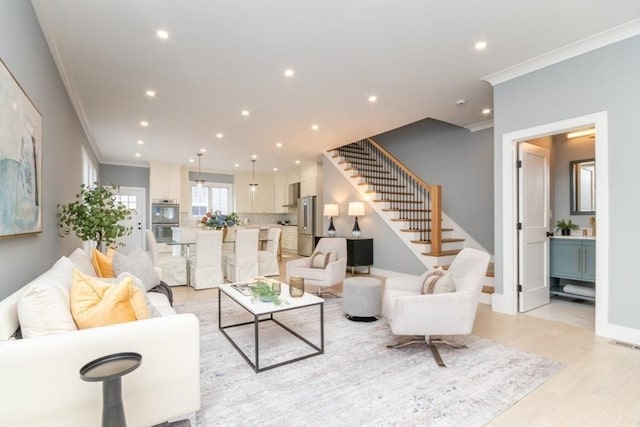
57, 183, 132, 250
555, 219, 579, 235
251, 281, 284, 305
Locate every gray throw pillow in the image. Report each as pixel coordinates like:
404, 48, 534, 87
112, 247, 160, 291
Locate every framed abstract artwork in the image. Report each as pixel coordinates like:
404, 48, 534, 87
0, 58, 43, 237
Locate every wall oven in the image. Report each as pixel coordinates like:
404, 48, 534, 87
151, 201, 179, 243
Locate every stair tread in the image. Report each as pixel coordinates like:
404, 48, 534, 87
374, 199, 424, 204
422, 249, 461, 257
410, 238, 465, 243
401, 227, 454, 232
382, 208, 432, 212
345, 167, 389, 173
366, 190, 413, 195
353, 175, 397, 181
359, 183, 405, 188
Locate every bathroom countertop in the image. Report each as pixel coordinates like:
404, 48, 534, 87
550, 235, 596, 240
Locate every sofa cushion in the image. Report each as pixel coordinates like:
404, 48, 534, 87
17, 257, 78, 338
91, 248, 116, 278
68, 248, 97, 277
70, 269, 149, 329
290, 266, 327, 281
112, 247, 161, 291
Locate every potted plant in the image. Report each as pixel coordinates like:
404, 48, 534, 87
555, 219, 579, 236
57, 183, 132, 251
250, 280, 283, 305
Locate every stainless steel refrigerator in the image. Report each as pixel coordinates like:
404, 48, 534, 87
297, 196, 316, 256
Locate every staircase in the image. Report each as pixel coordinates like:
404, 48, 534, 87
328, 138, 494, 301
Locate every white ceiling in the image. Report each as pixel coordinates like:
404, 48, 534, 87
31, 0, 640, 174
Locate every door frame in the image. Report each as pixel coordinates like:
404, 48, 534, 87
494, 111, 610, 338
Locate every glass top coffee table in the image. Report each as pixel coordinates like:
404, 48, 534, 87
218, 282, 324, 373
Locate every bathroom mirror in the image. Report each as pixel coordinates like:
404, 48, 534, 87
570, 159, 595, 215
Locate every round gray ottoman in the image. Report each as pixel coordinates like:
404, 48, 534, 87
343, 277, 382, 322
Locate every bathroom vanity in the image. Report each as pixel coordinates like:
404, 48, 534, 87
549, 236, 596, 301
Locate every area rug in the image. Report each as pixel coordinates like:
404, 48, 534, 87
175, 294, 562, 427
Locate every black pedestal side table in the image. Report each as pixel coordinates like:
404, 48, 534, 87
80, 352, 142, 427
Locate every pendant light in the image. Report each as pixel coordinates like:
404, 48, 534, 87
249, 159, 258, 199
195, 153, 205, 187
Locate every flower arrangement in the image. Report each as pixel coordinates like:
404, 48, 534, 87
200, 211, 239, 229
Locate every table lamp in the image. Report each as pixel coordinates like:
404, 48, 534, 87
323, 204, 339, 237
348, 202, 365, 238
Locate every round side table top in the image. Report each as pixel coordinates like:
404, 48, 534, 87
80, 352, 142, 382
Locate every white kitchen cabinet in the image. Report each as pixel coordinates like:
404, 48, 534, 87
282, 226, 298, 252
274, 184, 286, 213
300, 177, 316, 197
150, 162, 181, 200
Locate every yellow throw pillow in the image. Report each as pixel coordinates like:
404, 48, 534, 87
91, 248, 116, 278
70, 269, 149, 329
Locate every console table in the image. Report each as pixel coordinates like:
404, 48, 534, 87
346, 238, 373, 274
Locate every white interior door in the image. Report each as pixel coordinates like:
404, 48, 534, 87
113, 186, 146, 254
518, 142, 550, 312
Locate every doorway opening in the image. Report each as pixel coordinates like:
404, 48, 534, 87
495, 111, 609, 338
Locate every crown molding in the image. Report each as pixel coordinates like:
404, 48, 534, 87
465, 119, 494, 132
483, 19, 640, 86
100, 160, 150, 168
32, 0, 104, 163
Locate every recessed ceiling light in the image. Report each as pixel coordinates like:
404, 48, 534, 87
482, 108, 492, 115
276, 142, 283, 148
251, 154, 257, 159
368, 95, 377, 103
156, 29, 169, 40
273, 167, 278, 171
475, 41, 487, 50
137, 140, 144, 145
284, 69, 295, 78
311, 124, 319, 131
135, 153, 141, 158
456, 99, 466, 106
200, 148, 206, 153
241, 110, 250, 117
216, 133, 224, 139
189, 158, 194, 163
140, 121, 149, 127
145, 90, 156, 97
295, 160, 300, 164
234, 163, 239, 167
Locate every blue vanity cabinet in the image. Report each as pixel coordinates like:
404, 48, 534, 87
549, 238, 596, 282
549, 238, 596, 301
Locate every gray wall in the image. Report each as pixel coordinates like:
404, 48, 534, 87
373, 118, 494, 252
323, 159, 426, 275
0, 1, 93, 299
493, 36, 640, 329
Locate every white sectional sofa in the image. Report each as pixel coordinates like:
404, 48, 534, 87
0, 249, 200, 427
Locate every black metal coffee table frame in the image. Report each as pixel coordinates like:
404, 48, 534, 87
218, 286, 324, 373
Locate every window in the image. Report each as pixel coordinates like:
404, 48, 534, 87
81, 146, 97, 186
113, 194, 137, 212
191, 183, 232, 216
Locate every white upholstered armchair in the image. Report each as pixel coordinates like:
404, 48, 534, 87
286, 237, 347, 296
145, 230, 187, 286
383, 248, 490, 367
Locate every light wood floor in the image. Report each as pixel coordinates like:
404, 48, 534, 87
173, 254, 640, 427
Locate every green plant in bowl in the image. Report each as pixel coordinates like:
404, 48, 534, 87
555, 219, 579, 235
251, 281, 283, 305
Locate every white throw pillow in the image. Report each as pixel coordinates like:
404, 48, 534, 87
112, 247, 161, 291
421, 267, 455, 294
68, 248, 97, 277
17, 257, 78, 338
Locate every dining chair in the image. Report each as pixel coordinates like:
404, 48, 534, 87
258, 227, 282, 276
221, 226, 236, 277
145, 230, 187, 286
189, 230, 224, 289
225, 228, 259, 282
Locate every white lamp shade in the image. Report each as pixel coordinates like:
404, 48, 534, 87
348, 202, 365, 216
324, 203, 339, 217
